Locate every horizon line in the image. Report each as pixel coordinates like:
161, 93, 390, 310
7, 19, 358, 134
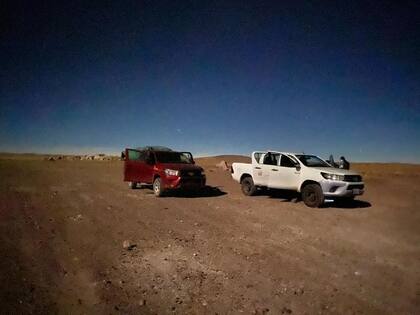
0, 151, 419, 166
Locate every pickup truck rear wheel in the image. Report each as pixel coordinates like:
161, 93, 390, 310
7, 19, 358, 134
241, 177, 257, 196
302, 184, 324, 208
153, 177, 164, 197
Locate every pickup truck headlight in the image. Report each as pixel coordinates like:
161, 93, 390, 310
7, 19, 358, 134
165, 169, 179, 177
321, 172, 344, 181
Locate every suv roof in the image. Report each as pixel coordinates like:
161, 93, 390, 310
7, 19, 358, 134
136, 146, 173, 152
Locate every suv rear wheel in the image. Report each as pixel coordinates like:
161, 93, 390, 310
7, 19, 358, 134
302, 183, 324, 208
241, 176, 257, 196
153, 177, 164, 197
129, 182, 137, 189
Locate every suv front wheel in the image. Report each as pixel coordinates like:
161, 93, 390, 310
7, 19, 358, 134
302, 183, 324, 208
153, 177, 164, 197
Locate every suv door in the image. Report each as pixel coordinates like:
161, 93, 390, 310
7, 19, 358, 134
124, 149, 155, 184
268, 154, 300, 189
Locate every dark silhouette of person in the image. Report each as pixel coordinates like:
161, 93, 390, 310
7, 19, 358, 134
338, 156, 350, 170
328, 154, 337, 168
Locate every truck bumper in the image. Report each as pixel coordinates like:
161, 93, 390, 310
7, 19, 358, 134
320, 180, 364, 198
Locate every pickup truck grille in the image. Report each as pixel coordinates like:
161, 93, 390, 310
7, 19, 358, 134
344, 175, 362, 182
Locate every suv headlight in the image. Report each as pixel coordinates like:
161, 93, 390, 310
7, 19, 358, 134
321, 172, 344, 181
165, 169, 179, 176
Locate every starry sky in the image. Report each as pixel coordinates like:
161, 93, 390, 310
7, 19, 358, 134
1, 1, 419, 162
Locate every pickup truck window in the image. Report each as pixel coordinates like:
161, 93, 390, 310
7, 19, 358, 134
296, 155, 330, 167
254, 152, 263, 164
263, 153, 280, 166
280, 155, 296, 167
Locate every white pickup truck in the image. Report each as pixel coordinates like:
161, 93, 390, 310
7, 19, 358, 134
231, 151, 364, 207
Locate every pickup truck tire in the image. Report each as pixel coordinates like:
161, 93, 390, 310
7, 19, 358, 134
241, 176, 257, 196
153, 177, 164, 197
128, 182, 137, 189
302, 184, 324, 208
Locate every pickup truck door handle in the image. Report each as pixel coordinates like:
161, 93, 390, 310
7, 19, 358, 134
271, 169, 278, 171
254, 167, 261, 169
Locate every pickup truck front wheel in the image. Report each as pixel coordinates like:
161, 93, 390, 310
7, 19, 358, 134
302, 184, 324, 208
241, 177, 257, 196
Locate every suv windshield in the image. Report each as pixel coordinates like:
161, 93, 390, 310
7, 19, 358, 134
155, 151, 192, 164
296, 155, 330, 167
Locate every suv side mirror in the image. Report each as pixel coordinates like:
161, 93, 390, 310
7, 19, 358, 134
295, 164, 301, 171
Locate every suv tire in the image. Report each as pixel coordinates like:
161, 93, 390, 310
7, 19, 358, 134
241, 177, 257, 196
302, 183, 324, 208
153, 177, 164, 197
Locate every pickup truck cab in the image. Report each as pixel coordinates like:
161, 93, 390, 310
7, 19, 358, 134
123, 146, 206, 197
231, 151, 364, 207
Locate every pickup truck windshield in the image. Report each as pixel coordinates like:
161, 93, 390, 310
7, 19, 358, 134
296, 155, 330, 167
155, 151, 192, 164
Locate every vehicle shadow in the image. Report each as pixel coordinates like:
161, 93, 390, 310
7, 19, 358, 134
171, 186, 227, 198
263, 189, 300, 202
142, 185, 227, 198
322, 199, 372, 209
261, 189, 372, 209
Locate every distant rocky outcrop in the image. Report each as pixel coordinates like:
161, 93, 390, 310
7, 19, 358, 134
45, 154, 116, 161
216, 160, 230, 171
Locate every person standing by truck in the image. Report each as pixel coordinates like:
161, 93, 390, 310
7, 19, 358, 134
338, 156, 350, 170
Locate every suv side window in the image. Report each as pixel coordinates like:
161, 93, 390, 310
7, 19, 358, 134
280, 155, 296, 167
127, 149, 146, 161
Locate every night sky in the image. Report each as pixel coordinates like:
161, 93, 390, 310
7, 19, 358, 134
1, 1, 419, 162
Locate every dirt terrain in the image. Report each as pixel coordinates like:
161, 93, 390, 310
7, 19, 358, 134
0, 154, 419, 314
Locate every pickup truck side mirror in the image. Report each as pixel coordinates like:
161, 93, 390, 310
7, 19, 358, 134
295, 164, 301, 171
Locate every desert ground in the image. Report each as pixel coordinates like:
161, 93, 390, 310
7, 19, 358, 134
0, 154, 419, 314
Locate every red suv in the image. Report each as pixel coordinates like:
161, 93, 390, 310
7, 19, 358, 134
123, 146, 206, 196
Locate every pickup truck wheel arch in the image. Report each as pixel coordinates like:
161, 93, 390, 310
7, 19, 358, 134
299, 180, 319, 192
240, 173, 252, 183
